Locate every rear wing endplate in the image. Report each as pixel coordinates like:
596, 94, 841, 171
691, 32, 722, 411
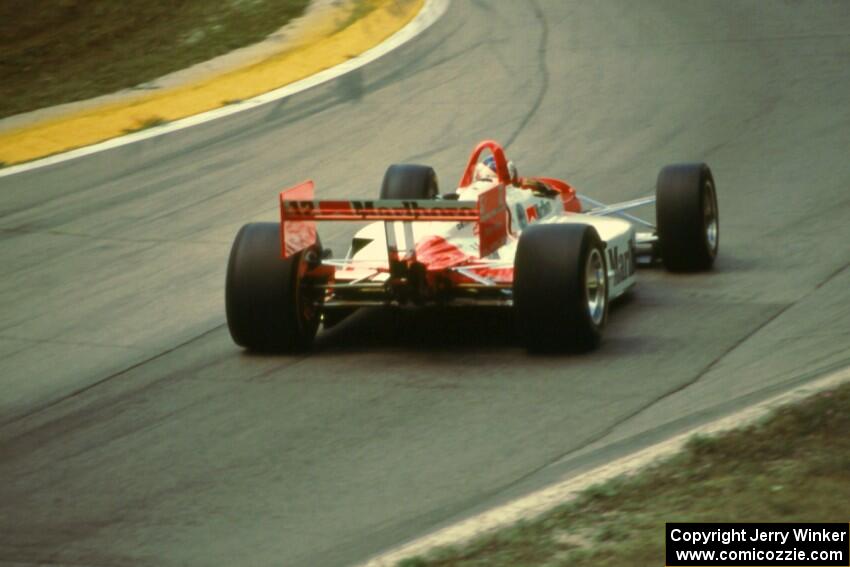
279, 181, 507, 259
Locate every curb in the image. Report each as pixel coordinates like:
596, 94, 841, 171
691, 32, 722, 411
0, 0, 426, 168
357, 364, 850, 566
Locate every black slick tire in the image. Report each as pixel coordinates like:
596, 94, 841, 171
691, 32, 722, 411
514, 223, 608, 353
656, 163, 719, 271
225, 222, 321, 352
380, 164, 439, 199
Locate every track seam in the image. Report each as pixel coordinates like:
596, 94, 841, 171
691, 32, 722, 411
503, 0, 549, 151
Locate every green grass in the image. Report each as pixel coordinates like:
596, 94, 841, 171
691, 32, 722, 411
0, 0, 312, 119
405, 381, 850, 566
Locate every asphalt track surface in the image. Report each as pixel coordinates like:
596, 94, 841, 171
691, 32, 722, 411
1, 2, 849, 566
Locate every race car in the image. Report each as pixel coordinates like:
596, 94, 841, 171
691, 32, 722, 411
225, 140, 719, 353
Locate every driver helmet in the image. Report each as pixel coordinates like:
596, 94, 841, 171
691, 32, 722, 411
474, 155, 518, 184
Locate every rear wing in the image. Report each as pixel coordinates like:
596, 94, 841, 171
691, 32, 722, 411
279, 181, 507, 259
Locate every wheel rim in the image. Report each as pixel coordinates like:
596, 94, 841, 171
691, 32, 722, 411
586, 248, 606, 326
703, 181, 718, 254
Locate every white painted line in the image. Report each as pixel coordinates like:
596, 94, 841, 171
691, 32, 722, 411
358, 365, 850, 566
0, 0, 451, 179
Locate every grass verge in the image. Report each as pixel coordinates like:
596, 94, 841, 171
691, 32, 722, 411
402, 381, 850, 566
1, 0, 311, 119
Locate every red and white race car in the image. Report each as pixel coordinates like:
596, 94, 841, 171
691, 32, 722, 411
226, 140, 718, 352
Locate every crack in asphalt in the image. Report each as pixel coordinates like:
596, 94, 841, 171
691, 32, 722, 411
398, 0, 550, 167
503, 0, 549, 152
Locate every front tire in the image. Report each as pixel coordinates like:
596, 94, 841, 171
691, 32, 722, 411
514, 224, 608, 353
656, 163, 719, 271
225, 222, 322, 352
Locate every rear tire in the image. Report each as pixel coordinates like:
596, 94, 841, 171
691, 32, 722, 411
514, 224, 608, 353
225, 222, 322, 352
656, 163, 719, 271
380, 164, 439, 199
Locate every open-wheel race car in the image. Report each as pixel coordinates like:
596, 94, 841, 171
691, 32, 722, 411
225, 140, 719, 353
